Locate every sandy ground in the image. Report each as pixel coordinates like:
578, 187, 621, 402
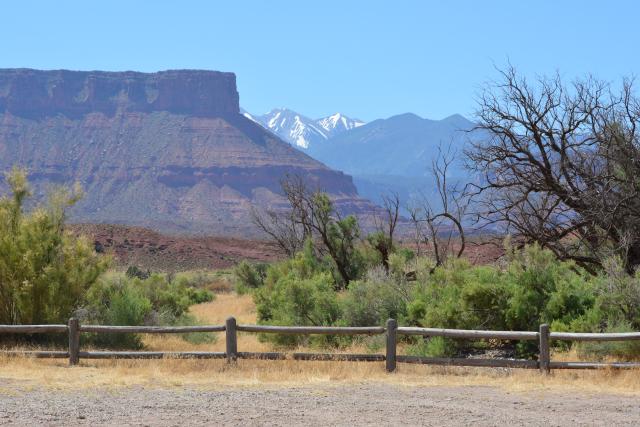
0, 380, 639, 426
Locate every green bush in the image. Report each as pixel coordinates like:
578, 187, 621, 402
341, 266, 410, 327
0, 167, 109, 325
591, 258, 640, 330
402, 245, 600, 357
234, 260, 267, 292
126, 265, 150, 280
83, 273, 152, 348
575, 322, 640, 360
406, 336, 457, 358
172, 313, 217, 345
256, 271, 340, 346
81, 271, 214, 348
254, 246, 340, 346
187, 287, 216, 304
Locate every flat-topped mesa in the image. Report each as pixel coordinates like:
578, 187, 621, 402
0, 69, 240, 119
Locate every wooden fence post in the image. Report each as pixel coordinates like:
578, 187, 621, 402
68, 318, 80, 366
539, 323, 550, 374
386, 318, 397, 372
226, 317, 237, 363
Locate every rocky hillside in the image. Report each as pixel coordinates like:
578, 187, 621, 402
0, 69, 374, 235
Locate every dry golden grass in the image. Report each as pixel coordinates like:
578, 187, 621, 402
2, 355, 640, 396
143, 293, 271, 353
2, 292, 640, 395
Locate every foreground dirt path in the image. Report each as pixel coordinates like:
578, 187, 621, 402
1, 382, 638, 426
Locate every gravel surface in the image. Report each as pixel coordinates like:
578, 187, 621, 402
1, 381, 638, 426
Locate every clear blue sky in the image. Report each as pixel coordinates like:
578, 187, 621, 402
1, 1, 637, 121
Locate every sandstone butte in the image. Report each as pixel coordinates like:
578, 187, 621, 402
0, 69, 376, 235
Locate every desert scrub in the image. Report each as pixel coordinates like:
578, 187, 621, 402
234, 261, 268, 293
80, 271, 215, 348
341, 266, 411, 327
252, 241, 640, 359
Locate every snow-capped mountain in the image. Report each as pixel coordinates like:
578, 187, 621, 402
243, 108, 365, 149
316, 113, 365, 138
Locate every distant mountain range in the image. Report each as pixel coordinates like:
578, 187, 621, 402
242, 108, 365, 149
244, 107, 481, 210
308, 112, 474, 177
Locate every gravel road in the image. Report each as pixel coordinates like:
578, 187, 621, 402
1, 382, 638, 426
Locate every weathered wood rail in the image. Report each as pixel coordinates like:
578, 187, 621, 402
2, 318, 640, 372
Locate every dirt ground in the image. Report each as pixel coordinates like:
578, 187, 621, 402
70, 223, 506, 272
70, 224, 284, 271
0, 380, 638, 426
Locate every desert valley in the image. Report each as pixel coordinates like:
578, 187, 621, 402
2, 2, 640, 426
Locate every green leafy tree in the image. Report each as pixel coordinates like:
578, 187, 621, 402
0, 167, 108, 324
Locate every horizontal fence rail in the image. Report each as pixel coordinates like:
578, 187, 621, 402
1, 318, 640, 373
396, 356, 540, 369
80, 325, 227, 334
79, 351, 227, 360
236, 324, 386, 335
397, 327, 539, 341
550, 331, 640, 341
0, 325, 68, 334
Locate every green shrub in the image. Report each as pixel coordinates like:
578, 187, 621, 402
173, 270, 225, 289
234, 261, 267, 292
591, 257, 640, 329
82, 273, 152, 348
81, 271, 214, 348
404, 245, 599, 357
187, 287, 215, 304
0, 167, 109, 325
406, 336, 457, 358
255, 264, 340, 347
249, 237, 640, 359
341, 266, 410, 327
125, 265, 150, 280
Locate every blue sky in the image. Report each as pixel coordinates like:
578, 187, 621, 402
1, 1, 638, 121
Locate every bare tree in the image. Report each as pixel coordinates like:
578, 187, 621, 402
368, 192, 400, 271
252, 174, 362, 287
251, 175, 313, 257
251, 207, 305, 257
409, 144, 468, 270
467, 65, 640, 274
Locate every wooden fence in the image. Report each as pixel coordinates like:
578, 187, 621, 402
2, 317, 640, 372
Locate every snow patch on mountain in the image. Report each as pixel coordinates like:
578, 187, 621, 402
244, 107, 365, 149
317, 113, 365, 138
